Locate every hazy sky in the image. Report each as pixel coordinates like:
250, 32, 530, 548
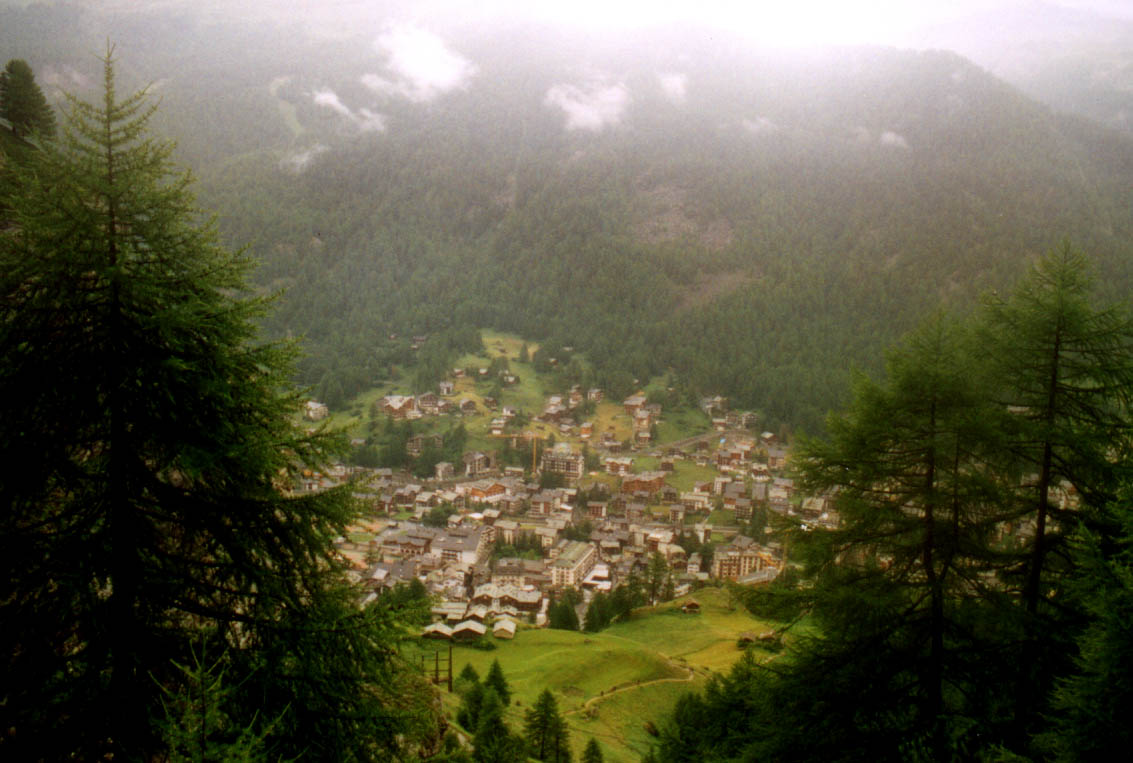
353, 0, 1133, 47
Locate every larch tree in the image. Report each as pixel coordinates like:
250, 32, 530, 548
979, 242, 1133, 747
0, 49, 427, 761
0, 58, 56, 138
524, 689, 570, 762
755, 315, 1013, 759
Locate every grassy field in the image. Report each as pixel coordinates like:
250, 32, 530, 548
408, 587, 779, 761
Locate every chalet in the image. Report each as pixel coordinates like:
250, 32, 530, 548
459, 399, 478, 414
541, 402, 568, 422
394, 485, 421, 506
417, 392, 440, 415
483, 396, 498, 410
490, 418, 506, 436
422, 622, 453, 639
623, 394, 647, 416
681, 492, 712, 512
587, 501, 608, 520
463, 451, 492, 477
701, 395, 728, 415
569, 386, 584, 407
451, 620, 487, 641
660, 485, 680, 503
605, 456, 634, 476
381, 395, 417, 420
669, 505, 686, 524
438, 380, 455, 396
305, 400, 329, 421
767, 446, 789, 470
461, 479, 507, 502
492, 619, 517, 639
580, 421, 593, 440
660, 458, 675, 472
471, 583, 542, 613
435, 461, 455, 481
681, 599, 701, 614
407, 433, 443, 457
621, 471, 667, 496
587, 388, 604, 403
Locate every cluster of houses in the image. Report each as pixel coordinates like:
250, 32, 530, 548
336, 431, 834, 641
304, 383, 833, 642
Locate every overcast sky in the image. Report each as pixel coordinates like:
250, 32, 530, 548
264, 0, 1132, 47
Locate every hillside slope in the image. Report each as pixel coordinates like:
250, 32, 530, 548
4, 7, 1132, 430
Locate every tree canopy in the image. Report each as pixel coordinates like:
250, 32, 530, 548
655, 244, 1133, 761
0, 58, 55, 138
0, 49, 429, 760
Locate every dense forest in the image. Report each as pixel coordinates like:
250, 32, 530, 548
3, 2, 1132, 432
652, 244, 1133, 761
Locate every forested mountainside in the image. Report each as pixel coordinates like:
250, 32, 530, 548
4, 4, 1133, 432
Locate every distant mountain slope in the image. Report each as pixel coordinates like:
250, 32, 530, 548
4, 6, 1132, 432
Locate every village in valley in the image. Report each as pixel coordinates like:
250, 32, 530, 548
300, 332, 839, 643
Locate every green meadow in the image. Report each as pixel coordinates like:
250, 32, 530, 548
408, 587, 780, 762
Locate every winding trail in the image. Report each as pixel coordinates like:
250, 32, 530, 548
563, 652, 698, 717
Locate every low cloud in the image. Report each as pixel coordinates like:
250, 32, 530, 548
657, 72, 687, 104
280, 144, 328, 173
363, 24, 476, 102
879, 130, 910, 149
742, 116, 779, 134
313, 89, 353, 118
544, 81, 629, 131
311, 89, 386, 133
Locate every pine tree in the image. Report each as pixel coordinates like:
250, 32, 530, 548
473, 688, 525, 763
0, 58, 56, 138
980, 242, 1133, 614
485, 658, 512, 705
0, 48, 420, 760
581, 738, 603, 763
979, 243, 1133, 747
736, 316, 1014, 758
1037, 498, 1133, 761
524, 689, 570, 761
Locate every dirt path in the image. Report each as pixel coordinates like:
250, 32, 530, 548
564, 660, 697, 717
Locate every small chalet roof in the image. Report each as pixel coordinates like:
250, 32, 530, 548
492, 619, 518, 638
422, 623, 453, 639
452, 620, 487, 636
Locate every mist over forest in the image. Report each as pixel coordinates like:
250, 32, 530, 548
5, 2, 1133, 761
5, 1, 1132, 431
